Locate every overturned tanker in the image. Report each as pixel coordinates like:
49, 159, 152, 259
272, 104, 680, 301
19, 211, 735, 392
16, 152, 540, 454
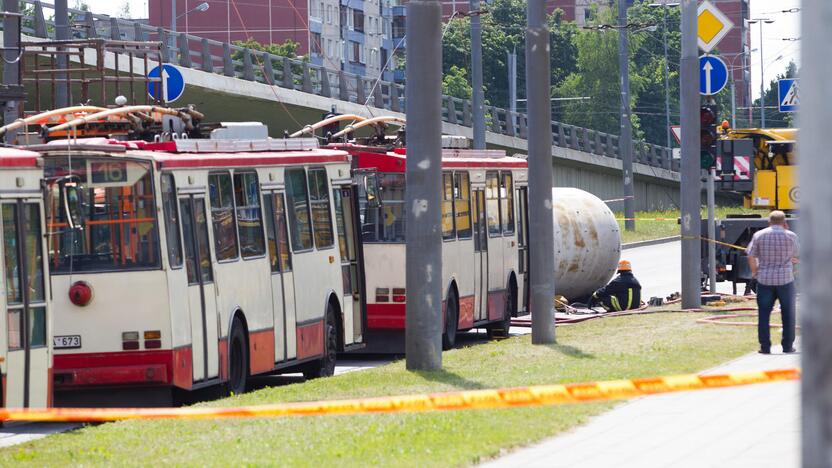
552, 188, 621, 300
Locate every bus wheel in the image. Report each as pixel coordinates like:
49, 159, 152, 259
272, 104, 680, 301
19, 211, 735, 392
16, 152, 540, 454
228, 318, 249, 396
442, 291, 458, 350
304, 305, 337, 379
487, 284, 515, 339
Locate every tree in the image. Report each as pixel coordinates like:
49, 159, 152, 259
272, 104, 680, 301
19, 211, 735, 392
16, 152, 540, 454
442, 65, 473, 99
232, 38, 304, 60
118, 1, 131, 19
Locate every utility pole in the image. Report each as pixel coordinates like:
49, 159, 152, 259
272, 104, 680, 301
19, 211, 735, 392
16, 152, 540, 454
730, 78, 736, 128
405, 0, 443, 370
470, 0, 485, 149
508, 48, 517, 124
526, 0, 556, 345
618, 0, 635, 231
748, 18, 775, 128
679, 0, 700, 310
801, 2, 832, 464
2, 0, 21, 139
706, 168, 716, 294
55, 0, 69, 107
662, 1, 672, 148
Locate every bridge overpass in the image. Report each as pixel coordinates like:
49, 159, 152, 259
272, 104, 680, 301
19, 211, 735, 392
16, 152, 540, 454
8, 0, 683, 211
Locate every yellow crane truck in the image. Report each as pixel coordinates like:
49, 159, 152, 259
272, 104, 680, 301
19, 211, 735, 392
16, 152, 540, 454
702, 126, 797, 293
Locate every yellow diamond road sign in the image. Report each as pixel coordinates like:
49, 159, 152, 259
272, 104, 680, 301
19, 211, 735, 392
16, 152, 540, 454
698, 0, 734, 53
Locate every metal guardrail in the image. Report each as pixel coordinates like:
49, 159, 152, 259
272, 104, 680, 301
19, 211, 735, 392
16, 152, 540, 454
11, 0, 677, 172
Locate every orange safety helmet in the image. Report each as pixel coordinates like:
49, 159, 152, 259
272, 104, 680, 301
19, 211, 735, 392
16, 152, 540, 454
618, 260, 632, 272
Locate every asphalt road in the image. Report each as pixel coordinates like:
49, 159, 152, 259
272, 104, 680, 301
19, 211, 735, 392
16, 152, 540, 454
621, 240, 735, 301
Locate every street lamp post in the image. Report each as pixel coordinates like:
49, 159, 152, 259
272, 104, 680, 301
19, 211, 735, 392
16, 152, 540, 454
170, 1, 209, 63
648, 1, 680, 149
747, 18, 775, 128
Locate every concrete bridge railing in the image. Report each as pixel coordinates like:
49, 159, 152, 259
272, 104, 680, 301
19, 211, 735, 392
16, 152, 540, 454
15, 0, 678, 172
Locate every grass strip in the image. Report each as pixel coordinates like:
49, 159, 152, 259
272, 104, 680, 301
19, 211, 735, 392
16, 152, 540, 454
4, 312, 761, 467
617, 207, 767, 244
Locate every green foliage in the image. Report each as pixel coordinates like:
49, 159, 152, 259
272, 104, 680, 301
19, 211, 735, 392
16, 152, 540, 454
232, 38, 304, 60
442, 65, 472, 100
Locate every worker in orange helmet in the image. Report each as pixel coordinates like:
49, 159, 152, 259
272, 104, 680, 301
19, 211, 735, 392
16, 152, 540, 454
588, 260, 642, 311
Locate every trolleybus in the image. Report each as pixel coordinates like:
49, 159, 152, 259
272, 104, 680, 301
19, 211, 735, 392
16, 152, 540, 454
24, 110, 365, 405
296, 116, 529, 351
0, 148, 51, 409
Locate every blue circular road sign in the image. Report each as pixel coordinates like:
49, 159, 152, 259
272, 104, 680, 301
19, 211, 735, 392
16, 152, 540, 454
147, 64, 185, 103
699, 55, 728, 96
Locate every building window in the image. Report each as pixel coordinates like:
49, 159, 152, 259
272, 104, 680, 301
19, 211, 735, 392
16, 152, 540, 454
353, 9, 364, 32
311, 32, 322, 55
326, 5, 332, 24
392, 15, 406, 38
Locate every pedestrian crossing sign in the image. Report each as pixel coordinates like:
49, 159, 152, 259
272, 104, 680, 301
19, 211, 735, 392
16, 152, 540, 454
778, 79, 799, 113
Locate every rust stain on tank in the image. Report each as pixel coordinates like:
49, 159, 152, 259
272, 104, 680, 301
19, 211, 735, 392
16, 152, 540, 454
568, 261, 580, 272
569, 216, 586, 248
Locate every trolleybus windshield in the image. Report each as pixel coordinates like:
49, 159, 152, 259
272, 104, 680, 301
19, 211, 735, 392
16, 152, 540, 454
358, 173, 405, 243
44, 155, 160, 273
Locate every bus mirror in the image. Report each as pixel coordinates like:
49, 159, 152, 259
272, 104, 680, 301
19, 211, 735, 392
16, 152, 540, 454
363, 174, 380, 208
60, 181, 82, 230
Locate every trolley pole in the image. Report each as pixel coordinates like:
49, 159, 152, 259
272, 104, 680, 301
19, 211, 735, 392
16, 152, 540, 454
679, 0, 701, 309
470, 0, 485, 150
707, 168, 716, 294
526, 0, 556, 344
618, 0, 635, 231
405, 0, 443, 370
801, 1, 832, 464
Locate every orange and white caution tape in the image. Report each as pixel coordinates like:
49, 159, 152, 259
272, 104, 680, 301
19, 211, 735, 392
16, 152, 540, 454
0, 368, 800, 422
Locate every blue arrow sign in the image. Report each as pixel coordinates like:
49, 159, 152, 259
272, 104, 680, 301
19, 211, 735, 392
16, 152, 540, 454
778, 78, 798, 112
699, 55, 728, 96
147, 64, 185, 103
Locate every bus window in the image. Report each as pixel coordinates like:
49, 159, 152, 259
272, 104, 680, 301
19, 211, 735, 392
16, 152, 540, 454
208, 172, 239, 261
285, 169, 313, 251
359, 173, 405, 243
501, 173, 515, 234
233, 172, 265, 258
485, 172, 501, 236
180, 198, 213, 284
3, 203, 46, 349
160, 174, 183, 268
264, 193, 292, 272
442, 172, 455, 240
44, 156, 160, 273
454, 172, 472, 239
307, 168, 334, 249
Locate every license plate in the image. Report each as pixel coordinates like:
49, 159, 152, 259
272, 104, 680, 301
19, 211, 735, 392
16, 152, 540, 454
53, 335, 81, 349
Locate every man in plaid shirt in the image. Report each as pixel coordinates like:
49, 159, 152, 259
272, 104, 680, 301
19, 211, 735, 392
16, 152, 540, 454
747, 210, 799, 354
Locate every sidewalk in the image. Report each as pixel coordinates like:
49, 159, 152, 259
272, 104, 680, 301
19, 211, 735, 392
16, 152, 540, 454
482, 347, 800, 468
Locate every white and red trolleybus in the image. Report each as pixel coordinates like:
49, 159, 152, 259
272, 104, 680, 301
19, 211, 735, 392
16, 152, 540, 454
327, 138, 529, 351
32, 124, 365, 405
0, 148, 51, 408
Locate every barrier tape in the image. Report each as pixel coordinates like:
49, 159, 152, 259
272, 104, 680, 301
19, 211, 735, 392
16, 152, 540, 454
682, 235, 748, 251
0, 368, 800, 422
603, 196, 635, 203
616, 217, 680, 221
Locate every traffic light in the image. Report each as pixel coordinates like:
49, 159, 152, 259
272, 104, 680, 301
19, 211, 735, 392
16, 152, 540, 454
700, 104, 718, 169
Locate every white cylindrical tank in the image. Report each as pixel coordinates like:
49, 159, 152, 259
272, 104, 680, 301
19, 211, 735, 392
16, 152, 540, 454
552, 187, 621, 300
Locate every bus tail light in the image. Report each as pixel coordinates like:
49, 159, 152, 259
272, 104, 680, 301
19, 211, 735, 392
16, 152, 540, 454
122, 331, 139, 350
375, 288, 390, 303
392, 288, 406, 303
68, 281, 93, 307
144, 330, 162, 349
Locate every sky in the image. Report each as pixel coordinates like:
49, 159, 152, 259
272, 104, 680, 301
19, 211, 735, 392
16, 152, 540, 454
80, 0, 801, 98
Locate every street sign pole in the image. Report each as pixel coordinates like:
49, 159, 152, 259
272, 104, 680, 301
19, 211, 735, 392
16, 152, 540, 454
619, 0, 635, 232
681, 0, 701, 310
801, 1, 832, 464
404, 0, 443, 371
707, 167, 716, 294
526, 0, 556, 345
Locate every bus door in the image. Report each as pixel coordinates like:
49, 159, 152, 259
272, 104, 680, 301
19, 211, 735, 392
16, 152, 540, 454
334, 184, 365, 346
263, 192, 297, 362
517, 187, 529, 313
179, 195, 219, 382
471, 188, 488, 322
2, 199, 48, 408
485, 173, 505, 321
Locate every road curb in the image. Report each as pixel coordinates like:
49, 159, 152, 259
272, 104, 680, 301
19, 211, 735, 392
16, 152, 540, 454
622, 235, 681, 250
